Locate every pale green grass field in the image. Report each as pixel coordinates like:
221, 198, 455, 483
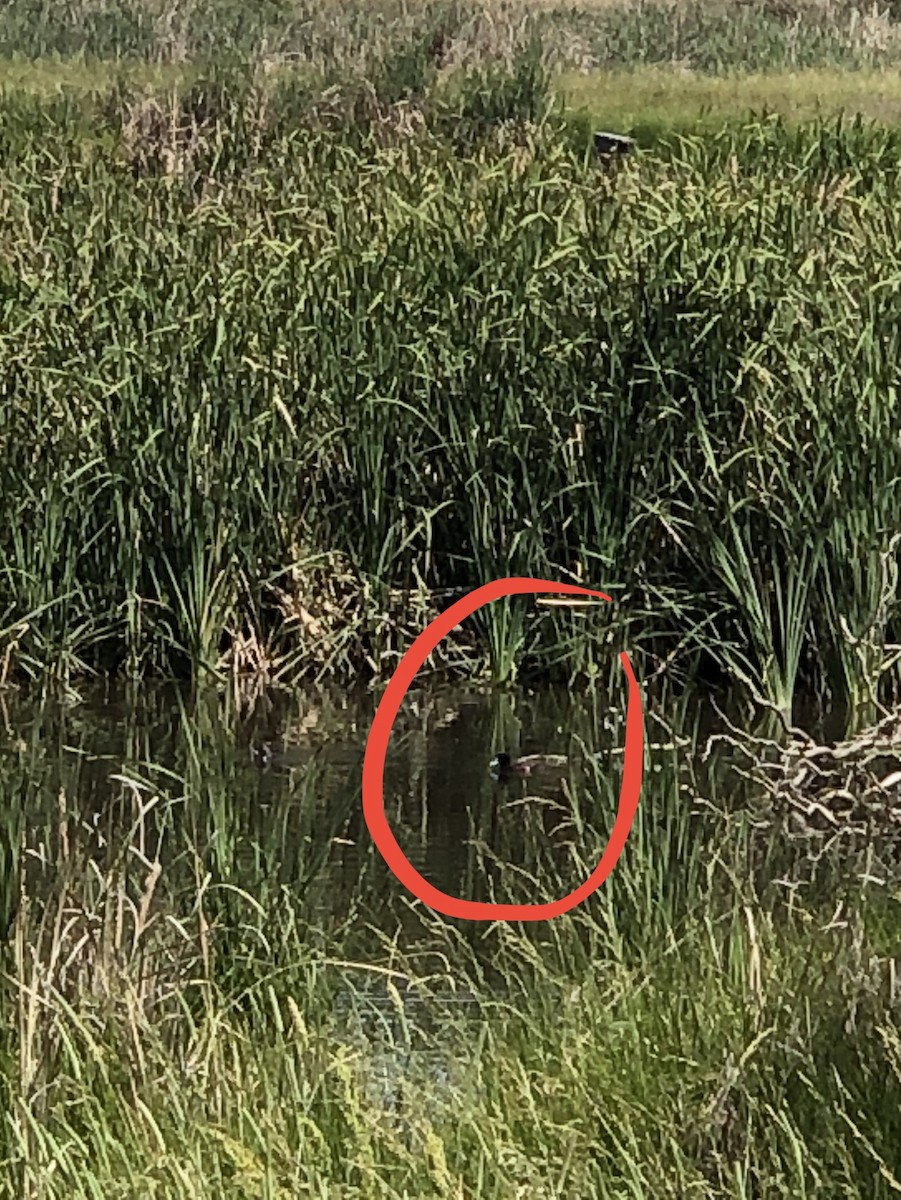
558, 65, 901, 133
3, 56, 900, 135
0, 56, 191, 93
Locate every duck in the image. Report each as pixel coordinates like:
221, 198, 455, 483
594, 130, 635, 157
251, 741, 309, 769
251, 742, 274, 767
489, 752, 571, 781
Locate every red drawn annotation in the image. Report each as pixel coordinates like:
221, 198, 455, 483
362, 577, 644, 921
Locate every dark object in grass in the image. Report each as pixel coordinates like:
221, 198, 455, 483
251, 742, 275, 767
490, 752, 570, 780
594, 130, 636, 157
251, 742, 308, 769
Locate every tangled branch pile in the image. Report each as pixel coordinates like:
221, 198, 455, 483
705, 710, 901, 847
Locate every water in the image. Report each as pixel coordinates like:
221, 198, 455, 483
1, 679, 643, 926
2, 676, 868, 942
3, 677, 895, 1129
0, 679, 651, 1116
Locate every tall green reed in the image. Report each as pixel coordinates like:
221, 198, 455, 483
3, 0, 901, 75
0, 68, 899, 718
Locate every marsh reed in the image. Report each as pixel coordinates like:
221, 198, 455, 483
1, 60, 899, 729
2, 0, 901, 73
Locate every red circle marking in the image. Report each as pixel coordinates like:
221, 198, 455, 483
362, 577, 644, 921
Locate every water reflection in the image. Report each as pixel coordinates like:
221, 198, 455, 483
240, 682, 628, 927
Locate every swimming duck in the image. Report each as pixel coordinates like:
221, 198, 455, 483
489, 752, 570, 781
251, 742, 309, 769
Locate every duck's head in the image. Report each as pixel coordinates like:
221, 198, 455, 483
251, 742, 273, 768
489, 752, 512, 773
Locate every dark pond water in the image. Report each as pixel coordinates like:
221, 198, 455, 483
3, 677, 894, 1116
0, 679, 666, 1105
0, 676, 699, 937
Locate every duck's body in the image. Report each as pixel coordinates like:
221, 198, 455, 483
252, 742, 308, 769
490, 752, 570, 780
594, 130, 635, 157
